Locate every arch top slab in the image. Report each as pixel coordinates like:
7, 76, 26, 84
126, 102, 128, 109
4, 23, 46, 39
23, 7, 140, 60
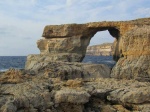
42, 21, 131, 39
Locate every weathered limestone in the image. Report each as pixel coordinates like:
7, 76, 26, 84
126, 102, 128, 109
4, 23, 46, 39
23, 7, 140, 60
37, 23, 121, 62
26, 17, 150, 81
25, 60, 111, 80
0, 69, 150, 112
54, 89, 90, 104
111, 25, 150, 81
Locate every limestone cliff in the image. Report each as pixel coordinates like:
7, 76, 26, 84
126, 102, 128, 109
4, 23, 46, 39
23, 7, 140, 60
86, 43, 113, 56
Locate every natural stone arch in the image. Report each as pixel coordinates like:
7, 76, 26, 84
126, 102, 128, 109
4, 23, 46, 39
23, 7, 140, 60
25, 18, 150, 81
36, 25, 123, 62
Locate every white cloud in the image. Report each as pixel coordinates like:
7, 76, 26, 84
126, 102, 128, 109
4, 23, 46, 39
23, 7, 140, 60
0, 12, 43, 56
135, 8, 150, 17
66, 0, 73, 7
0, 0, 37, 7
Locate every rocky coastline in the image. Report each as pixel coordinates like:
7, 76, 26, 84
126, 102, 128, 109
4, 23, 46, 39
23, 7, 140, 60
0, 17, 150, 112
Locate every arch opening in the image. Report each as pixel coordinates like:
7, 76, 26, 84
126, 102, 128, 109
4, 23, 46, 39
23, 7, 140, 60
82, 29, 118, 68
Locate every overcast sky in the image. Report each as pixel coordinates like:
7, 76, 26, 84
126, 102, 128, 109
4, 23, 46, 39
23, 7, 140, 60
0, 0, 149, 56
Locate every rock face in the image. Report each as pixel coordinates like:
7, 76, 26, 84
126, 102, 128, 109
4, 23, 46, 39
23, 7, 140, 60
86, 43, 113, 56
0, 69, 150, 112
26, 60, 111, 80
26, 17, 150, 81
111, 25, 150, 81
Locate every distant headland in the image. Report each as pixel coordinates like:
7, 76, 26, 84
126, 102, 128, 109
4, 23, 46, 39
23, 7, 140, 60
86, 43, 113, 56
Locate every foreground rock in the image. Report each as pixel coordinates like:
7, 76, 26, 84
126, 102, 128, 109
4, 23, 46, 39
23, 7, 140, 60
86, 43, 113, 56
26, 17, 150, 81
26, 60, 111, 79
0, 69, 150, 112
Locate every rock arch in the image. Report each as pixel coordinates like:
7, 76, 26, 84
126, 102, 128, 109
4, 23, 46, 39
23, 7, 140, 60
26, 18, 150, 81
38, 24, 122, 62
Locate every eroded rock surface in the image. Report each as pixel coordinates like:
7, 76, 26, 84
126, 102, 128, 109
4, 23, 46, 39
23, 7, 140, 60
0, 69, 150, 112
111, 25, 150, 81
26, 60, 111, 80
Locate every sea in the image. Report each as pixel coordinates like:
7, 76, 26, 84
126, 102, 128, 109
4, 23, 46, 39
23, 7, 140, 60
0, 56, 116, 72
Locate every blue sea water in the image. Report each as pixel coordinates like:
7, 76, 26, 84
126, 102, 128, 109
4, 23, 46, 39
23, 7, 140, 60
0, 56, 26, 71
0, 56, 115, 71
82, 55, 116, 68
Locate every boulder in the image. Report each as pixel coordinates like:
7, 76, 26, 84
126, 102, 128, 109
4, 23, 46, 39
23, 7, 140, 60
54, 89, 90, 104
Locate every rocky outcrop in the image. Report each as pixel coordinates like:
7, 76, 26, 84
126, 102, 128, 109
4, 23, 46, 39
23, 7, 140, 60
86, 43, 113, 56
111, 25, 150, 81
25, 60, 111, 79
26, 17, 150, 81
5, 17, 148, 111
39, 18, 150, 62
0, 69, 150, 112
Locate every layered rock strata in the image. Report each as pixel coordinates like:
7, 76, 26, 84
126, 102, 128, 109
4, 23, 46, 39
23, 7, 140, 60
26, 17, 150, 81
86, 43, 113, 56
111, 25, 150, 81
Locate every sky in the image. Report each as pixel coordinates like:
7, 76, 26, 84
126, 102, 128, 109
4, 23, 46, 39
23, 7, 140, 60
0, 0, 149, 56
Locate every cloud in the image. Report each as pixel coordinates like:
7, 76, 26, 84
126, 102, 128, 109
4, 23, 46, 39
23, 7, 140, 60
134, 8, 150, 17
0, 11, 43, 56
23, 37, 32, 40
66, 0, 74, 6
0, 0, 37, 6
